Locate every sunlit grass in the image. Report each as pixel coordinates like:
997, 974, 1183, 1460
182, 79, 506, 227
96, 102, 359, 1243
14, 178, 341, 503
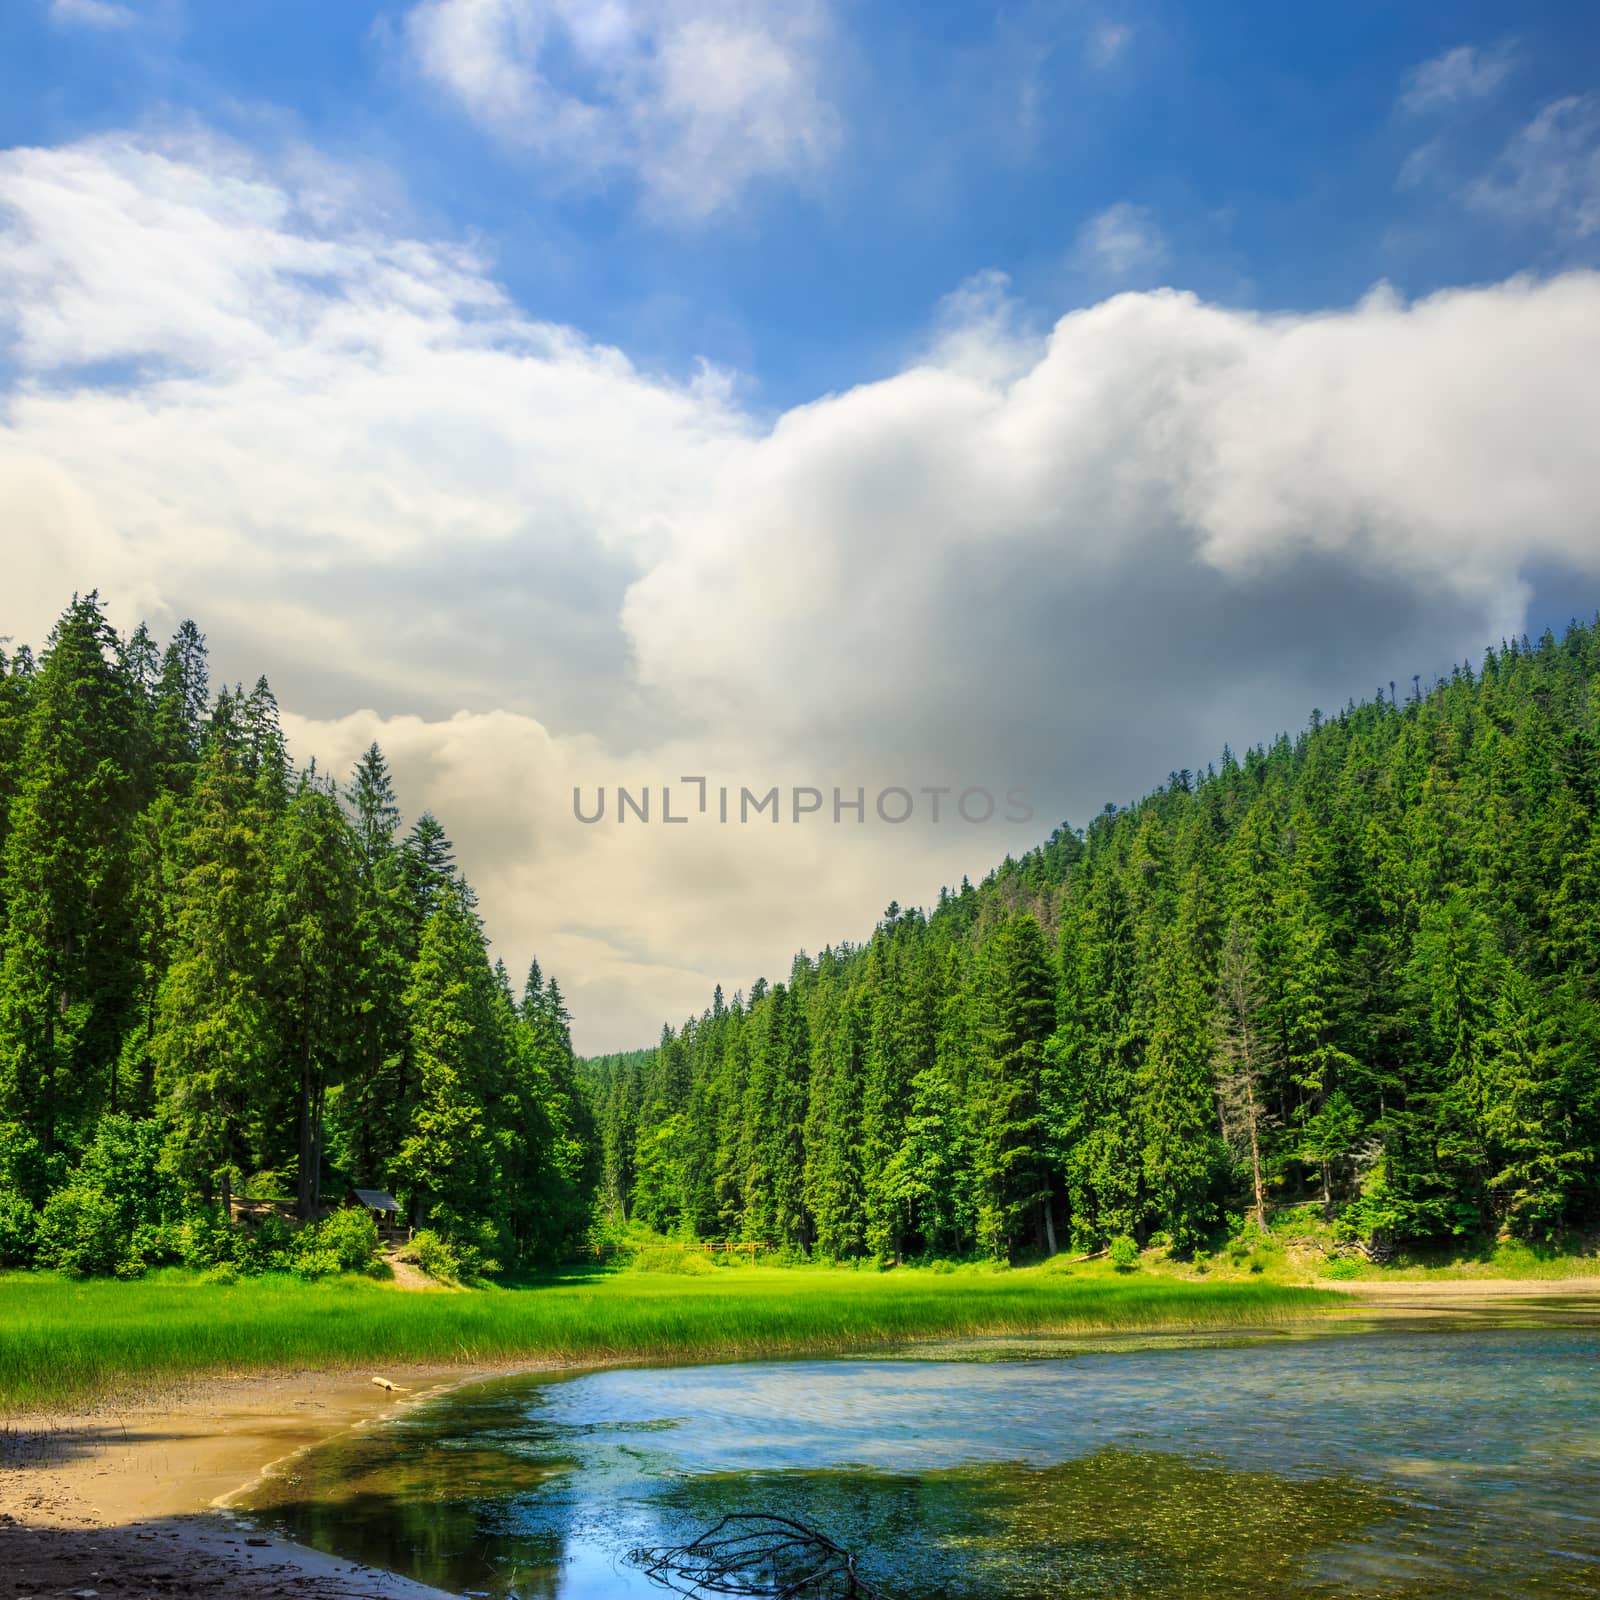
0, 1264, 1340, 1412
1304, 1238, 1600, 1282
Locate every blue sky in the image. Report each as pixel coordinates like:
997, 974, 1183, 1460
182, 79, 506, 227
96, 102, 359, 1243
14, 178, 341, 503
3, 1, 1599, 1047
7, 1, 1599, 408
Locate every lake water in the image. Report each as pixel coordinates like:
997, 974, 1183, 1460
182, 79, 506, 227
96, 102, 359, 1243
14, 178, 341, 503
240, 1319, 1600, 1598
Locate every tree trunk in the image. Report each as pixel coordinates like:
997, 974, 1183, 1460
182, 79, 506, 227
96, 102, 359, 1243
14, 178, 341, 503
1041, 1196, 1058, 1256
1245, 1078, 1267, 1229
297, 1022, 315, 1221
41, 998, 56, 1158
313, 1077, 327, 1214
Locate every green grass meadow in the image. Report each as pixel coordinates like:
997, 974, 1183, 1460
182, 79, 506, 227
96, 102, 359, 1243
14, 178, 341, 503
0, 1264, 1341, 1412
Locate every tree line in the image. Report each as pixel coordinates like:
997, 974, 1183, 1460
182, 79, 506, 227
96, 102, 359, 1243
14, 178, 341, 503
585, 621, 1600, 1259
0, 594, 591, 1274
5, 590, 1597, 1277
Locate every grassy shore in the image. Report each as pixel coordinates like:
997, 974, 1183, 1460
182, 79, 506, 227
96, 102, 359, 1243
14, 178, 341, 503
0, 1263, 1339, 1412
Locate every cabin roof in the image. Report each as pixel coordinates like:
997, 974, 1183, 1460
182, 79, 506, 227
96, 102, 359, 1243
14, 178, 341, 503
351, 1188, 401, 1211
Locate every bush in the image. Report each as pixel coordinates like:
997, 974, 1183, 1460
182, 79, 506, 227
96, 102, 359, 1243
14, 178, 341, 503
0, 1122, 50, 1209
418, 1215, 501, 1283
409, 1229, 463, 1283
289, 1242, 344, 1279
26, 1116, 190, 1277
179, 1210, 241, 1271
1109, 1235, 1140, 1272
303, 1209, 379, 1274
130, 1220, 185, 1268
73, 1116, 181, 1233
245, 1213, 296, 1267
36, 1187, 126, 1276
0, 1190, 38, 1267
1323, 1256, 1362, 1280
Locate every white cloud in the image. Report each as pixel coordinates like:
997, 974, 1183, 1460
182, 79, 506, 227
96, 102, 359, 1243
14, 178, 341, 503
49, 0, 136, 25
4, 130, 1600, 1047
1469, 95, 1600, 239
1087, 20, 1131, 69
401, 0, 841, 220
1071, 200, 1168, 281
1400, 42, 1516, 115
624, 276, 1600, 768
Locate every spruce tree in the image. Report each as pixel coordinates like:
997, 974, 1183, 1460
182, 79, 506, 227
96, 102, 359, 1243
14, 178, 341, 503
152, 691, 273, 1207
268, 776, 360, 1217
0, 596, 139, 1154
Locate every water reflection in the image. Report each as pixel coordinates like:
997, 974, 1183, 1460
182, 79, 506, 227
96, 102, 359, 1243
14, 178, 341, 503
241, 1325, 1600, 1598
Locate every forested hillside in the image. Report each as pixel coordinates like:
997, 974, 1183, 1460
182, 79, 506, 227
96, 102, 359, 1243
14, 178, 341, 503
586, 621, 1600, 1259
5, 591, 1598, 1279
0, 594, 591, 1275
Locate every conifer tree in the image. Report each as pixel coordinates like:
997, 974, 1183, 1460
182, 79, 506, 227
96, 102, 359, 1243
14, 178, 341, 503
152, 691, 273, 1207
974, 915, 1054, 1258
337, 744, 411, 1185
396, 885, 501, 1231
268, 776, 360, 1217
0, 596, 139, 1154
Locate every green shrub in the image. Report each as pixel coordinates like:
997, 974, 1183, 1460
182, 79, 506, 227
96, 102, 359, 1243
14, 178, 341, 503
0, 1122, 50, 1208
274, 1209, 379, 1278
1109, 1235, 1140, 1272
24, 1117, 188, 1277
36, 1187, 126, 1276
73, 1116, 181, 1233
310, 1209, 379, 1272
130, 1220, 185, 1268
0, 1190, 37, 1267
409, 1229, 463, 1283
1322, 1256, 1362, 1280
179, 1210, 240, 1270
251, 1213, 297, 1261
289, 1243, 343, 1279
408, 1213, 501, 1283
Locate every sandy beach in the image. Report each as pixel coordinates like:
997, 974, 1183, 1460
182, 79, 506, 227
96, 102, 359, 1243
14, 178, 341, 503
0, 1364, 526, 1599
4, 1279, 1598, 1599
1321, 1275, 1600, 1308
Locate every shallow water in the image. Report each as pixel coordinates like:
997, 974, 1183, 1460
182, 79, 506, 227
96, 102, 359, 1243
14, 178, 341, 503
241, 1321, 1600, 1598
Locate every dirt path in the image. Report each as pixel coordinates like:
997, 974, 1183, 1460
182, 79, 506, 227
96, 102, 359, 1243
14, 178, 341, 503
382, 1256, 438, 1292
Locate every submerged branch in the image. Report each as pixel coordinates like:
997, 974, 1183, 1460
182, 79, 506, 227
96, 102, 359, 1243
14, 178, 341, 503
631, 1512, 893, 1599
